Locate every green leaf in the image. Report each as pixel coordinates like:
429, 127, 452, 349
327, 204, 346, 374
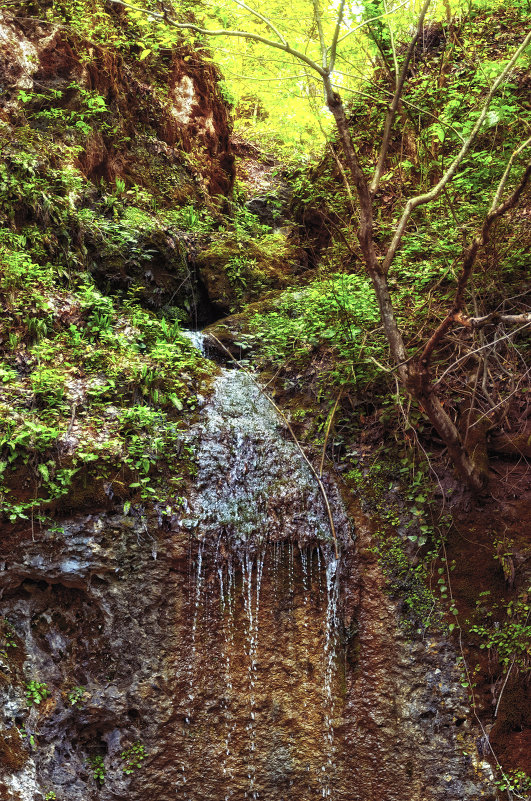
37, 463, 50, 483
170, 394, 183, 411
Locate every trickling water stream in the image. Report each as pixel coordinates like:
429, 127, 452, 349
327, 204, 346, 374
173, 334, 351, 799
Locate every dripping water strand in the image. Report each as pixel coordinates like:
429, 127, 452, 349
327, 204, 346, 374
321, 554, 340, 798
220, 556, 236, 801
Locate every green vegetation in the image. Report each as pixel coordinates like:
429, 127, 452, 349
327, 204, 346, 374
0, 218, 214, 525
0, 0, 530, 793
469, 591, 531, 673
0, 619, 17, 659
495, 769, 531, 797
121, 741, 146, 774
25, 681, 50, 707
19, 725, 36, 749
198, 228, 301, 309
343, 454, 455, 635
248, 273, 383, 391
67, 686, 86, 706
87, 754, 106, 785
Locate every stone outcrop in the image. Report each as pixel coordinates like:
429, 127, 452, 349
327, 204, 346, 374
0, 3, 236, 324
0, 513, 495, 801
0, 366, 495, 801
0, 7, 234, 199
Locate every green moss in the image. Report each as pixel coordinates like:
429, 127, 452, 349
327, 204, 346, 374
197, 231, 301, 311
0, 226, 214, 524
0, 728, 28, 774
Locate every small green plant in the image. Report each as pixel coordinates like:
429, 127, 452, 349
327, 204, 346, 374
121, 741, 146, 774
19, 726, 36, 748
469, 590, 531, 673
0, 619, 17, 657
494, 767, 531, 796
45, 792, 57, 800
68, 685, 86, 706
87, 754, 106, 785
31, 367, 67, 409
26, 680, 50, 707
162, 204, 214, 232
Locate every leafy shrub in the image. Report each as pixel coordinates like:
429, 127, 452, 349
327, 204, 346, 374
249, 272, 385, 388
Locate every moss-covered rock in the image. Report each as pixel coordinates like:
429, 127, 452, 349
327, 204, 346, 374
0, 2, 234, 201
196, 230, 307, 314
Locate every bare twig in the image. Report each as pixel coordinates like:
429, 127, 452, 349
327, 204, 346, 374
370, 0, 432, 195
490, 135, 531, 211
229, 0, 287, 45
465, 311, 531, 328
107, 0, 327, 76
319, 392, 342, 478
312, 0, 328, 71
329, 0, 346, 73
419, 157, 531, 370
384, 0, 399, 83
336, 0, 409, 45
382, 29, 531, 274
434, 321, 531, 388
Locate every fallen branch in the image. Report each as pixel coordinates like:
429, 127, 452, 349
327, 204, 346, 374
433, 320, 531, 388
420, 157, 531, 370
463, 311, 531, 328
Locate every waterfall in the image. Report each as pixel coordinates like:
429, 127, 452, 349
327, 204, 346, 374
175, 335, 350, 799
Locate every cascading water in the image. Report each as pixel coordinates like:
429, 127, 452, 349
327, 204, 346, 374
173, 332, 351, 800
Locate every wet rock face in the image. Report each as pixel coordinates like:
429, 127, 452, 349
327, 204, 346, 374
0, 369, 495, 801
0, 522, 495, 801
184, 369, 349, 553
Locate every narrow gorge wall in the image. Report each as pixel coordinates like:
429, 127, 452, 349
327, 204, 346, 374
0, 365, 495, 801
0, 8, 234, 197
0, 5, 511, 799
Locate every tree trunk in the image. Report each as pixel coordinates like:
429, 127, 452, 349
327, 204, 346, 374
416, 384, 489, 493
324, 84, 489, 493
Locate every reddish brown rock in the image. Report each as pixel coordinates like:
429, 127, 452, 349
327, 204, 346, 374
0, 9, 234, 199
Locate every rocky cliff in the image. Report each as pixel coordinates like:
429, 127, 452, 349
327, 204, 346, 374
0, 365, 495, 801
0, 3, 528, 800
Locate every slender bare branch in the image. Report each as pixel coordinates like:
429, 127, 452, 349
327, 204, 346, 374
434, 321, 531, 388
336, 0, 409, 45
107, 0, 326, 75
464, 312, 531, 328
384, 0, 400, 83
382, 28, 531, 274
312, 0, 328, 71
329, 0, 346, 73
219, 69, 308, 81
370, 0, 432, 195
332, 80, 465, 141
490, 135, 531, 212
229, 0, 287, 45
319, 392, 342, 477
419, 158, 531, 369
